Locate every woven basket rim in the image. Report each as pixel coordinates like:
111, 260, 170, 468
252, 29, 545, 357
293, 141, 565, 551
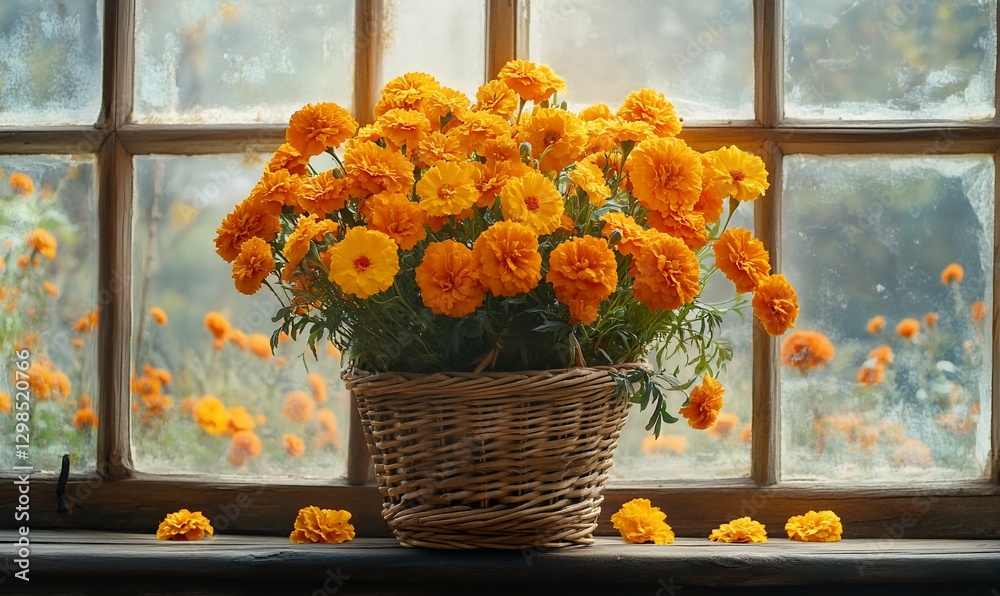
343, 362, 649, 383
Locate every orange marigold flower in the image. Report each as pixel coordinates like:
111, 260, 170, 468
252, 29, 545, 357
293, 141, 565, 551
600, 212, 646, 258
602, 117, 655, 146
286, 102, 358, 158
471, 221, 542, 297
569, 160, 611, 206
267, 142, 310, 176
231, 236, 274, 295
73, 406, 98, 430
482, 136, 520, 165
971, 301, 986, 324
752, 274, 799, 336
327, 227, 399, 299
708, 412, 740, 439
679, 374, 725, 430
283, 433, 306, 457
227, 406, 256, 434
567, 299, 601, 325
282, 390, 316, 423
416, 131, 465, 167
632, 233, 701, 312
546, 236, 618, 306
9, 172, 35, 195
149, 306, 168, 325
377, 107, 431, 152
626, 137, 702, 212
616, 88, 682, 138
131, 374, 162, 397
923, 312, 938, 328
194, 396, 230, 436
497, 59, 565, 103
785, 510, 842, 542
709, 146, 769, 202
780, 330, 835, 371
343, 141, 415, 196
578, 103, 613, 122
247, 168, 305, 215
709, 517, 768, 543
857, 364, 885, 387
640, 433, 688, 455
868, 345, 894, 366
317, 408, 340, 434
214, 199, 281, 263
499, 170, 564, 235
299, 170, 352, 217
204, 311, 231, 340
156, 509, 214, 541
713, 227, 772, 293
472, 79, 518, 119
281, 213, 322, 282
416, 161, 479, 217
645, 205, 709, 251
610, 498, 674, 545
228, 430, 263, 466
289, 506, 356, 544
307, 372, 327, 404
415, 240, 486, 317
866, 315, 886, 335
897, 438, 933, 467
517, 107, 587, 172
940, 263, 964, 285
24, 229, 57, 260
695, 152, 727, 224
363, 192, 426, 250
140, 393, 173, 420
374, 72, 441, 116
0, 391, 11, 415
896, 318, 920, 340
452, 110, 509, 155
420, 86, 471, 125
474, 159, 526, 208
42, 281, 59, 298
247, 333, 272, 359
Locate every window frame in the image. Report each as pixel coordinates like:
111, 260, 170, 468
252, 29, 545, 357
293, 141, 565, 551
1, 0, 998, 539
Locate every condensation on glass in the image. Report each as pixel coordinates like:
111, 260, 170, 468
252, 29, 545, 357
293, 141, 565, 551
781, 155, 994, 481
527, 0, 755, 120
133, 0, 355, 124
784, 0, 998, 120
613, 207, 753, 481
0, 1, 104, 125
130, 155, 349, 478
0, 155, 99, 472
378, 0, 486, 99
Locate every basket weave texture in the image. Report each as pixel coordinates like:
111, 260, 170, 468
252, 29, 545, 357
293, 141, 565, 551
344, 365, 637, 549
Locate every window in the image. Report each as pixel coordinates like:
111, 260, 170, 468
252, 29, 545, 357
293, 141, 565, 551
1, 0, 997, 539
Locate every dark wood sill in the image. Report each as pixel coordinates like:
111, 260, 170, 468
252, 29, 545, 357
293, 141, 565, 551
2, 531, 1000, 595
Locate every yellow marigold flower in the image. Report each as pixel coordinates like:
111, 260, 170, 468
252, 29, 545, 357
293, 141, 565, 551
481, 135, 520, 165
780, 331, 835, 371
569, 160, 611, 206
281, 213, 322, 282
472, 79, 518, 119
578, 103, 613, 122
645, 205, 709, 251
73, 406, 98, 430
204, 311, 231, 340
869, 345, 894, 366
632, 233, 701, 312
415, 240, 485, 317
0, 391, 11, 415
857, 364, 885, 387
499, 170, 564, 235
9, 172, 35, 195
713, 227, 772, 293
518, 107, 587, 172
289, 506, 356, 544
228, 429, 263, 466
149, 306, 168, 325
785, 510, 843, 542
752, 274, 799, 336
923, 312, 938, 328
375, 72, 441, 116
267, 142, 310, 176
417, 161, 480, 217
24, 229, 57, 260
377, 107, 431, 152
299, 170, 352, 217
307, 372, 327, 403
600, 212, 646, 258
193, 396, 230, 436
709, 146, 769, 202
453, 110, 509, 155
866, 315, 886, 335
497, 59, 565, 103
610, 498, 674, 545
679, 374, 725, 430
471, 221, 542, 296
421, 86, 471, 125
246, 333, 271, 359
896, 317, 920, 340
695, 152, 727, 224
416, 131, 465, 167
247, 168, 306, 216
363, 192, 426, 250
327, 227, 399, 299
940, 262, 964, 284
231, 236, 274, 296
227, 406, 256, 434
626, 137, 703, 212
971, 301, 986, 324
283, 433, 306, 457
156, 509, 214, 541
42, 281, 59, 298
710, 517, 768, 543
473, 160, 520, 208
214, 199, 281, 263
286, 102, 358, 158
547, 236, 617, 307
343, 141, 415, 196
283, 390, 316, 423
602, 117, 655, 146
617, 88, 682, 137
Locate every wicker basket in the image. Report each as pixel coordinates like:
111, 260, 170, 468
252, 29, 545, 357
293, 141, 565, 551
344, 365, 636, 549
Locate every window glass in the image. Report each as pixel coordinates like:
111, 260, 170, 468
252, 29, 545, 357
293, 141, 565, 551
781, 155, 994, 481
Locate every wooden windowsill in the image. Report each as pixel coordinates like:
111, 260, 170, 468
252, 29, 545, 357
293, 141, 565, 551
3, 530, 1000, 595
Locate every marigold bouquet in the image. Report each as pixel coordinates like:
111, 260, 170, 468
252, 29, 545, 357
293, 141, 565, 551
215, 60, 799, 435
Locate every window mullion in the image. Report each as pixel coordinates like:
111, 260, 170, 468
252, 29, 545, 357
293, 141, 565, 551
753, 0, 781, 128
486, 0, 517, 79
993, 151, 1000, 485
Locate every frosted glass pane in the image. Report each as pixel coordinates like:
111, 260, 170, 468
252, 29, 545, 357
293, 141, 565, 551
0, 1, 103, 125
132, 155, 348, 478
784, 0, 997, 120
781, 155, 993, 482
527, 0, 754, 120
379, 0, 486, 98
0, 155, 99, 472
134, 0, 354, 124
613, 206, 752, 480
